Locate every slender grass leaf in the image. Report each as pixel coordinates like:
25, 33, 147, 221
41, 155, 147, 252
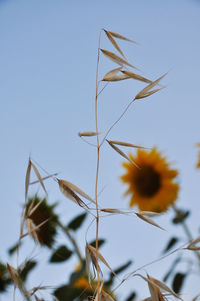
163, 237, 179, 254
50, 245, 73, 263
67, 213, 87, 231
172, 273, 186, 294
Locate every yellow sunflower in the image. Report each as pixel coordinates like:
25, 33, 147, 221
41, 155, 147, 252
121, 148, 179, 212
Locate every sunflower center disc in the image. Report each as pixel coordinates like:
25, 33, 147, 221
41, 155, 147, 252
134, 165, 161, 197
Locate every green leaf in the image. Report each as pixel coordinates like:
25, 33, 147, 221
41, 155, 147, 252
67, 213, 87, 231
50, 245, 73, 263
172, 210, 190, 225
163, 237, 179, 254
109, 260, 132, 280
172, 272, 186, 293
163, 257, 181, 282
0, 262, 12, 292
89, 239, 106, 249
126, 292, 137, 301
8, 242, 22, 256
19, 260, 37, 282
54, 284, 91, 301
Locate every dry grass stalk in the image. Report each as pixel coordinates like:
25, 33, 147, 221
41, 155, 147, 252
20, 218, 49, 240
30, 173, 58, 185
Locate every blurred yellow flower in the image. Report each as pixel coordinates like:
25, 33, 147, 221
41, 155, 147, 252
121, 148, 179, 212
196, 143, 200, 168
73, 276, 92, 291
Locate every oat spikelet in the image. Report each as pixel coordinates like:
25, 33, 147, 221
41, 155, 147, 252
58, 179, 89, 209
108, 140, 150, 149
147, 275, 165, 301
100, 208, 125, 214
26, 218, 39, 242
150, 276, 182, 300
60, 179, 95, 204
31, 161, 47, 195
106, 140, 139, 168
100, 49, 137, 69
104, 29, 126, 58
78, 131, 100, 137
107, 30, 137, 44
134, 73, 167, 100
121, 70, 152, 84
86, 243, 116, 276
186, 236, 200, 250
7, 264, 19, 287
25, 158, 31, 202
135, 213, 165, 231
20, 218, 49, 240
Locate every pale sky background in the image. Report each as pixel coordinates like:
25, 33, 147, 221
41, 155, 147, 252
1, 0, 200, 300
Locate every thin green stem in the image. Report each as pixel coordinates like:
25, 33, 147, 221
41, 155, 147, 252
57, 220, 83, 263
173, 206, 200, 265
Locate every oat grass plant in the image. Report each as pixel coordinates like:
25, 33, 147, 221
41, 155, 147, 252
2, 29, 200, 301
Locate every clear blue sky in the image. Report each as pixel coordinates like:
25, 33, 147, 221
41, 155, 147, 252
1, 0, 200, 300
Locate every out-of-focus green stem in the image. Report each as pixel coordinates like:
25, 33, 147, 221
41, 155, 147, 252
57, 220, 83, 263
173, 206, 200, 265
